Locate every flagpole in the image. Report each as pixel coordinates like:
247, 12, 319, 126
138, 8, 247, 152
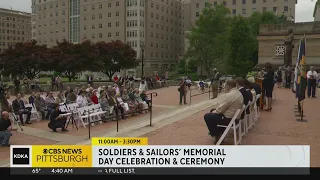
300, 35, 306, 121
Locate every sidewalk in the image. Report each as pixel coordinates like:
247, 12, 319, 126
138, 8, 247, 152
143, 88, 320, 167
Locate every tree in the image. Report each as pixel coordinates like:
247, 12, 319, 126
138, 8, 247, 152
96, 40, 137, 81
225, 15, 255, 77
248, 11, 288, 65
186, 4, 230, 77
50, 40, 99, 82
0, 40, 50, 79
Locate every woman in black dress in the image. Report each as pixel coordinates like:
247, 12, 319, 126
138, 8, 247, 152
263, 62, 275, 111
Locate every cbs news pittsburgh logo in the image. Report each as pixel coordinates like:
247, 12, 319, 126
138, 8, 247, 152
10, 145, 92, 167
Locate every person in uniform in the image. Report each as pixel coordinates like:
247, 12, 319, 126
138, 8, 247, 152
211, 68, 220, 99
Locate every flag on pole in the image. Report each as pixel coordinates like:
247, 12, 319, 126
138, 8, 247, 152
293, 39, 301, 95
298, 36, 307, 102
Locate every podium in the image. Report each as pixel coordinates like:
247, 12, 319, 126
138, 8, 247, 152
255, 78, 264, 110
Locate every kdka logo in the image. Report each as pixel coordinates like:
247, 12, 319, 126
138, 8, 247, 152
12, 148, 30, 165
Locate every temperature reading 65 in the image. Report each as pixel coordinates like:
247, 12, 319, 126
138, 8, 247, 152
32, 168, 41, 174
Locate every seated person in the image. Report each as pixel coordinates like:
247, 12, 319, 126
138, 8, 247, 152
122, 89, 137, 113
48, 104, 68, 132
134, 88, 144, 111
12, 93, 32, 125
140, 90, 151, 107
99, 91, 109, 112
236, 77, 249, 119
66, 89, 77, 104
76, 90, 88, 107
34, 92, 47, 120
199, 80, 205, 91
116, 94, 129, 113
108, 89, 125, 119
203, 79, 243, 144
244, 79, 253, 115
45, 92, 56, 119
29, 91, 36, 105
0, 111, 18, 147
91, 90, 99, 104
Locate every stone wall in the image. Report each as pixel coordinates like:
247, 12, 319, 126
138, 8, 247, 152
257, 22, 320, 67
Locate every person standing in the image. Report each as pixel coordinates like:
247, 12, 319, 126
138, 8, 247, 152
211, 68, 220, 99
285, 66, 292, 89
307, 66, 318, 98
178, 79, 187, 105
13, 77, 20, 95
263, 62, 275, 111
276, 67, 283, 88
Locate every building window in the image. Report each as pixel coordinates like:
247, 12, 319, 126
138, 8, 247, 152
242, 0, 246, 4
284, 6, 288, 12
252, 0, 256, 4
232, 9, 236, 14
196, 12, 200, 17
275, 45, 286, 56
273, 7, 277, 13
242, 8, 246, 15
196, 3, 199, 8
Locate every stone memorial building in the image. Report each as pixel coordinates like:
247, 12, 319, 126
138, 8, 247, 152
257, 22, 320, 69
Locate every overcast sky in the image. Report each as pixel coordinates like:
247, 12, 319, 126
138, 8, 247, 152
0, 0, 317, 22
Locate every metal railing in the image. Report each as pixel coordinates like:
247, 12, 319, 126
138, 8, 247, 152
189, 83, 224, 105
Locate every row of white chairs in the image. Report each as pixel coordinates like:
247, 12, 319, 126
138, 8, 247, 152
216, 94, 261, 145
59, 103, 109, 128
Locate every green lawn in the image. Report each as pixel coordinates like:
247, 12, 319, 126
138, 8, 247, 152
39, 77, 71, 83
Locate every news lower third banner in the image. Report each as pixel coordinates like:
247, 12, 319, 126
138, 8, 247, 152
10, 138, 311, 175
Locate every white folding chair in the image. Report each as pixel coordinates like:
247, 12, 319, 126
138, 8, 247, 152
76, 106, 89, 128
246, 101, 255, 132
243, 101, 251, 134
25, 104, 40, 121
216, 109, 241, 145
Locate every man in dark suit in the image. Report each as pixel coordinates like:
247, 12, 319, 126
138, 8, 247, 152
28, 91, 36, 105
12, 93, 32, 125
236, 77, 249, 119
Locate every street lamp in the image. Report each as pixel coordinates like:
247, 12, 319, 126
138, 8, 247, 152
140, 44, 145, 78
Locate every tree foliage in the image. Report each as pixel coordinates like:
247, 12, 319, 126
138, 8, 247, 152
0, 39, 136, 81
225, 16, 255, 77
0, 40, 50, 79
96, 40, 137, 80
185, 4, 289, 78
186, 4, 230, 77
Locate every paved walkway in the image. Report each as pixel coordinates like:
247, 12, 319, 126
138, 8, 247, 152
143, 88, 320, 167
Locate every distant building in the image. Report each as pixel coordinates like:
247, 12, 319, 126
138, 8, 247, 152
31, 0, 185, 77
314, 0, 320, 22
0, 8, 32, 53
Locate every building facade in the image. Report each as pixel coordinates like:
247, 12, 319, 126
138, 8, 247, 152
314, 0, 320, 22
0, 8, 32, 53
183, 0, 296, 29
257, 22, 320, 68
31, 0, 185, 77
